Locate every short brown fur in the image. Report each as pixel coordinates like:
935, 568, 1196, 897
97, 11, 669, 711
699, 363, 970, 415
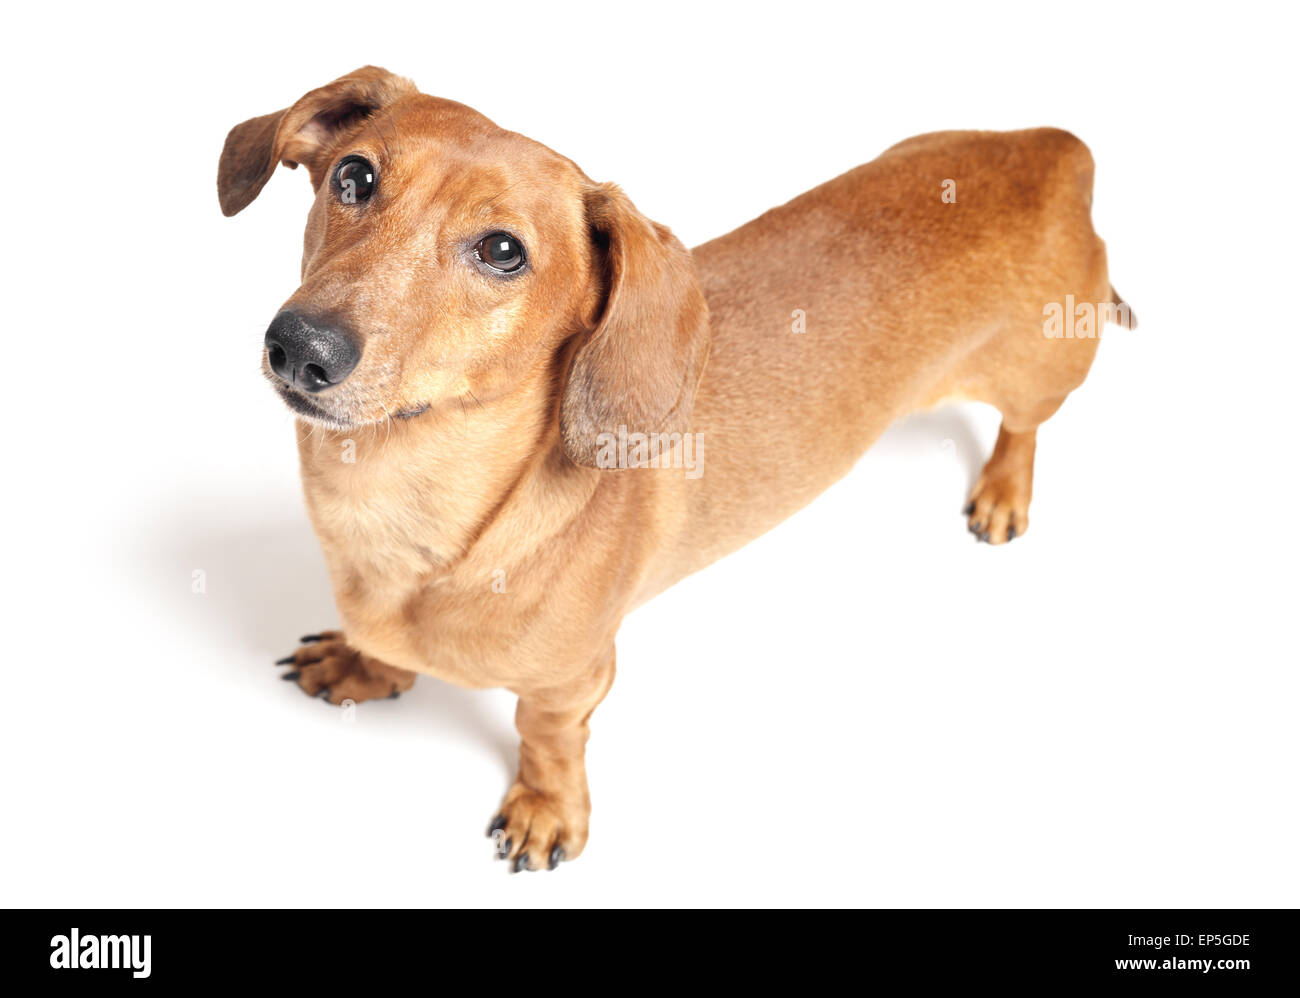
220, 67, 1127, 870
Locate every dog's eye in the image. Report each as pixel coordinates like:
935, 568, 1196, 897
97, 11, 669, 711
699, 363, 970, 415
333, 156, 376, 204
477, 233, 525, 273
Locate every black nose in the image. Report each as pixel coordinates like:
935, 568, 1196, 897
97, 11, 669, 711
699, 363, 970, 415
264, 311, 361, 393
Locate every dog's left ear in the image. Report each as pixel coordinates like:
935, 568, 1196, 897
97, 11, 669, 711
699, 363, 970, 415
561, 183, 711, 467
217, 66, 416, 217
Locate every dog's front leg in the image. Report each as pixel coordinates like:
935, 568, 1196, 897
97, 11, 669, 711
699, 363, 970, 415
488, 646, 616, 871
276, 631, 418, 704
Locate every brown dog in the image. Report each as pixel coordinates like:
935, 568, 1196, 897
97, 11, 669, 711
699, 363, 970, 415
218, 66, 1129, 871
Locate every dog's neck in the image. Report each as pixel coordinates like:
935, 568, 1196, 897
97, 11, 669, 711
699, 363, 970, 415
293, 356, 598, 587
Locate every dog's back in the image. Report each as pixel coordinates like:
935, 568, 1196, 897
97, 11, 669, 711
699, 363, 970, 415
649, 129, 1112, 587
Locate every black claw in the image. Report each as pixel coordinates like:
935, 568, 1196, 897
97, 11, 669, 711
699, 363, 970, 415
301, 633, 325, 643
275, 655, 296, 665
495, 837, 512, 860
978, 531, 990, 543
512, 853, 530, 873
486, 815, 507, 838
963, 501, 975, 515
548, 845, 565, 870
280, 671, 301, 681
389, 690, 401, 699
316, 687, 331, 699
1007, 525, 1017, 541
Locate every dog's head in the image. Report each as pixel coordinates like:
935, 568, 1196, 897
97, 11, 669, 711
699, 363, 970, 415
218, 66, 708, 466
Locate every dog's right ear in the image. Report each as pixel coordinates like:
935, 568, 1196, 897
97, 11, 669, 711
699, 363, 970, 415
217, 66, 416, 217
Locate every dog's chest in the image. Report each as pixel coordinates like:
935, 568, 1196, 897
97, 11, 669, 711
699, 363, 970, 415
303, 457, 464, 588
296, 446, 553, 682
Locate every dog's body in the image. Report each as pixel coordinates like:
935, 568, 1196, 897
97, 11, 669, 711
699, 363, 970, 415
220, 68, 1125, 870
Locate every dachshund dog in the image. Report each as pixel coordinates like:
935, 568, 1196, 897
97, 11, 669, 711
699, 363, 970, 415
218, 66, 1129, 871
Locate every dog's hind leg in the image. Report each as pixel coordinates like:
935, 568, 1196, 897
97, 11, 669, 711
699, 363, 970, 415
964, 410, 1053, 545
962, 324, 1101, 544
957, 235, 1114, 543
961, 319, 1102, 540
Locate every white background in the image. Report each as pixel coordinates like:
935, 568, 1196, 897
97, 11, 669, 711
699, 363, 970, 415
2, 1, 1296, 908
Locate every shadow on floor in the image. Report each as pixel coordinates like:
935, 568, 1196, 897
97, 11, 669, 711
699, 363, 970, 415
129, 500, 517, 776
870, 406, 987, 490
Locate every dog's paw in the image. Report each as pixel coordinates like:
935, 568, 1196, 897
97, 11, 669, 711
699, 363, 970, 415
275, 631, 417, 705
486, 783, 588, 872
964, 478, 1029, 545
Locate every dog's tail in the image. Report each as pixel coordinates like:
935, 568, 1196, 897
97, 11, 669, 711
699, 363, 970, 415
1107, 285, 1137, 330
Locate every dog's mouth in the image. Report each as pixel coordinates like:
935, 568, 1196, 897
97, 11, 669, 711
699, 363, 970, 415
271, 381, 358, 429
271, 380, 430, 428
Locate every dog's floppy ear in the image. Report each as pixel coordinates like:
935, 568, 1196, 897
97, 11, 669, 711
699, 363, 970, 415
217, 66, 416, 217
560, 183, 710, 467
